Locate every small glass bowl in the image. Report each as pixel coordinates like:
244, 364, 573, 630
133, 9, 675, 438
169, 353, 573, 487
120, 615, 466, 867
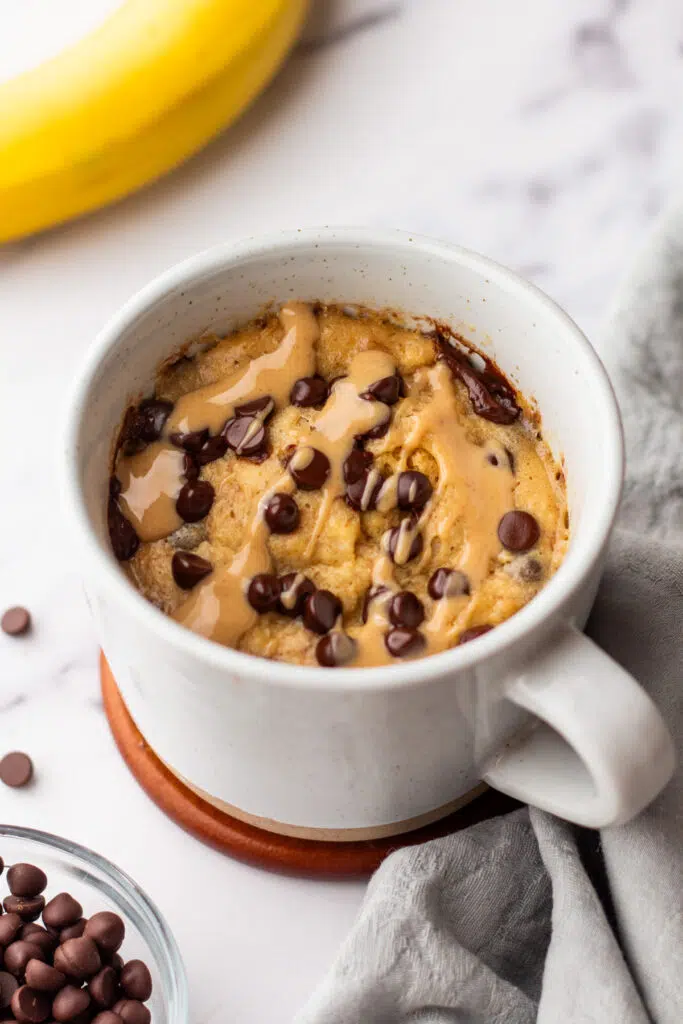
0, 825, 188, 1023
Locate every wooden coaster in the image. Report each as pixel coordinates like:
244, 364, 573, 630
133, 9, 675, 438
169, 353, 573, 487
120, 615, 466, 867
101, 654, 519, 876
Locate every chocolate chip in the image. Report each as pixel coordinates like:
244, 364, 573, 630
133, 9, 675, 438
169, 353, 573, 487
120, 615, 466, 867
107, 500, 139, 562
303, 590, 341, 634
18, 929, 56, 956
316, 633, 357, 667
497, 511, 540, 552
175, 479, 214, 523
88, 966, 120, 1009
361, 374, 403, 406
0, 971, 18, 1008
25, 959, 66, 993
3, 897, 45, 923
385, 524, 423, 564
105, 953, 124, 973
234, 395, 275, 420
183, 453, 199, 479
361, 585, 388, 623
357, 413, 391, 442
5, 942, 45, 976
277, 574, 315, 617
388, 592, 424, 629
288, 447, 330, 491
396, 471, 432, 511
290, 377, 329, 408
171, 551, 212, 590
458, 625, 493, 644
10, 984, 51, 1023
43, 896, 83, 932
246, 574, 281, 613
223, 416, 267, 457
437, 338, 520, 424
8, 865, 47, 898
194, 434, 228, 466
427, 568, 470, 600
54, 938, 101, 980
83, 914, 125, 955
19, 925, 43, 940
0, 752, 33, 788
1, 606, 31, 637
119, 962, 151, 1003
59, 920, 86, 943
385, 628, 426, 659
169, 429, 208, 453
0, 915, 22, 947
343, 449, 373, 485
264, 493, 300, 534
346, 470, 384, 512
112, 999, 151, 1024
52, 984, 90, 1022
135, 398, 173, 442
93, 1013, 125, 1024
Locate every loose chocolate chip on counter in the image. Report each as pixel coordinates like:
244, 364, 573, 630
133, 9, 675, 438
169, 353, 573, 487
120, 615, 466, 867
169, 429, 208, 453
25, 959, 66, 994
1, 607, 31, 637
427, 568, 470, 600
316, 633, 357, 667
290, 377, 329, 408
107, 500, 139, 562
0, 752, 33, 789
8, 865, 47, 898
276, 574, 316, 617
175, 479, 214, 523
396, 471, 432, 511
83, 915, 124, 956
223, 416, 267, 458
0, 970, 18, 1008
171, 551, 212, 590
388, 592, 425, 629
0, 915, 22, 947
264, 493, 300, 534
303, 590, 342, 635
93, 1013, 125, 1024
246, 574, 281, 614
346, 470, 384, 512
59, 920, 86, 943
43, 896, 83, 933
4, 942, 45, 976
4, 897, 45, 923
343, 449, 373, 485
385, 628, 426, 659
361, 374, 403, 406
112, 999, 151, 1024
10, 984, 51, 1024
234, 395, 275, 420
385, 524, 423, 565
458, 625, 494, 644
288, 447, 331, 491
497, 510, 540, 552
53, 937, 101, 980
361, 585, 388, 624
52, 984, 91, 1022
119, 961, 151, 1003
194, 434, 228, 466
89, 967, 120, 1009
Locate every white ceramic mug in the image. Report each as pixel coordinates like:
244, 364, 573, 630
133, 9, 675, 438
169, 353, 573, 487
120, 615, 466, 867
63, 229, 675, 839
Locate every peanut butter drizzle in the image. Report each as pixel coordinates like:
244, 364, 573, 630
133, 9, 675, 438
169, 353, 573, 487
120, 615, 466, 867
165, 302, 318, 436
117, 442, 185, 542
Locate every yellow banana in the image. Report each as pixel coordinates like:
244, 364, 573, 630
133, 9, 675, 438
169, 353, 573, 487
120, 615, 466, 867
0, 0, 308, 244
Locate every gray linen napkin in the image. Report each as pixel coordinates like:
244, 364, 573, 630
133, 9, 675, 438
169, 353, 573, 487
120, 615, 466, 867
297, 203, 683, 1024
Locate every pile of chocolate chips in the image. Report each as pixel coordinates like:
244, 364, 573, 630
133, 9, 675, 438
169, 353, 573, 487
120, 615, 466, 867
0, 858, 153, 1024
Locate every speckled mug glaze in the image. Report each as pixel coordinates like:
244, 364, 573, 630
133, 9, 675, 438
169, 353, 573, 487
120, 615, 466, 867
63, 229, 675, 838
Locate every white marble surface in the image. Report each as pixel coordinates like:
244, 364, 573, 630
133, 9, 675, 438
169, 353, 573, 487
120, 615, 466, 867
2, 0, 683, 1020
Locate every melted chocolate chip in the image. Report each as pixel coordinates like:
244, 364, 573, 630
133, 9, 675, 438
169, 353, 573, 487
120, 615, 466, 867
288, 447, 331, 491
362, 585, 388, 623
316, 633, 357, 667
183, 453, 199, 479
264, 493, 300, 534
132, 398, 173, 443
107, 500, 139, 562
194, 434, 228, 466
343, 449, 373, 485
171, 551, 212, 590
385, 524, 423, 564
427, 568, 470, 600
277, 574, 316, 617
346, 470, 384, 512
396, 471, 432, 511
388, 592, 425, 629
175, 480, 214, 523
234, 395, 274, 420
385, 628, 426, 659
437, 336, 520, 424
247, 574, 281, 613
290, 377, 329, 408
223, 416, 267, 458
358, 413, 391, 442
169, 429, 209, 453
303, 590, 341, 634
360, 374, 403, 406
458, 625, 493, 644
497, 511, 540, 552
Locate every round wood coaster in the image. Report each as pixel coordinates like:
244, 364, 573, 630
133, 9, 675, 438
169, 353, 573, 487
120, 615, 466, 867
101, 654, 519, 876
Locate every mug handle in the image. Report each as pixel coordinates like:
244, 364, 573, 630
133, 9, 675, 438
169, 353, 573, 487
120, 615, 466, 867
483, 623, 676, 827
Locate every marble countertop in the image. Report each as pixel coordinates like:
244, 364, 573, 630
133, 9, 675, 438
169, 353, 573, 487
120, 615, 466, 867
2, 0, 683, 1020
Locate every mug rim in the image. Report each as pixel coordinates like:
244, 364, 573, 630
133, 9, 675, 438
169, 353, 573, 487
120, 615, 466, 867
62, 227, 624, 691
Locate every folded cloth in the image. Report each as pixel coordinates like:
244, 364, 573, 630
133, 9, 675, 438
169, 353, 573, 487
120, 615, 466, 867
297, 202, 683, 1024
